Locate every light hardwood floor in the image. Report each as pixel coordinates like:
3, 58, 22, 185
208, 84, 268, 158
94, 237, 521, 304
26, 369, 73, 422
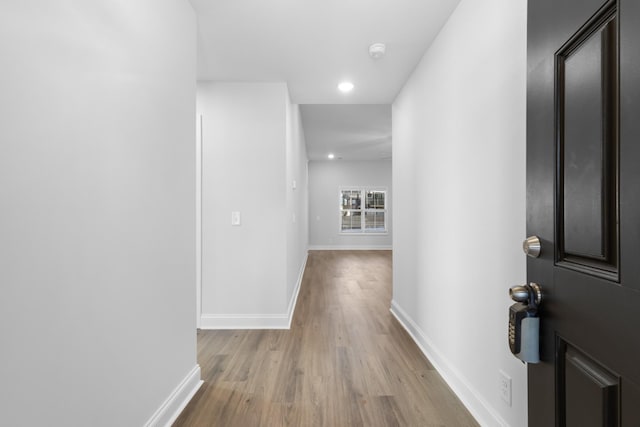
174, 250, 478, 426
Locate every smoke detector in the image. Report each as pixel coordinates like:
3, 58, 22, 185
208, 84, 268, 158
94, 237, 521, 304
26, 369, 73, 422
369, 43, 386, 59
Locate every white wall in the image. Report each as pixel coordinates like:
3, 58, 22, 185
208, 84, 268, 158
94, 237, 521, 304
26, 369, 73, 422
0, 2, 201, 427
286, 97, 310, 306
309, 160, 392, 249
391, 0, 527, 426
198, 82, 309, 329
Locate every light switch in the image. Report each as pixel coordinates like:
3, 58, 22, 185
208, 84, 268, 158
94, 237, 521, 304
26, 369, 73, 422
231, 211, 241, 226
292, 180, 297, 190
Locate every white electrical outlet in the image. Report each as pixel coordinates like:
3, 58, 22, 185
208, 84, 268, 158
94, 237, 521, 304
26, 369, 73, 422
231, 211, 241, 226
499, 370, 512, 406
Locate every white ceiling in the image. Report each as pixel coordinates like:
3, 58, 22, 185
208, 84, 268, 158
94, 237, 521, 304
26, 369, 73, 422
189, 0, 461, 159
301, 105, 391, 161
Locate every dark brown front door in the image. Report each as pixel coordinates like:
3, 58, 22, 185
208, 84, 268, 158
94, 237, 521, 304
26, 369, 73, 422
527, 0, 640, 425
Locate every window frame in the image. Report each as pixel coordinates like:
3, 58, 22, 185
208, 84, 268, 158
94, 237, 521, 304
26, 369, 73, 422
338, 187, 388, 235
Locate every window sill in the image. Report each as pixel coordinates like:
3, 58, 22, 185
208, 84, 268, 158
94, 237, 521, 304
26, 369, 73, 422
339, 231, 389, 236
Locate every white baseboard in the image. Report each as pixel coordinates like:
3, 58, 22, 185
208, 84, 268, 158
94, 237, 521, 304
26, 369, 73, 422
200, 253, 308, 330
390, 300, 508, 427
144, 364, 203, 427
308, 245, 392, 251
286, 252, 308, 328
200, 313, 290, 329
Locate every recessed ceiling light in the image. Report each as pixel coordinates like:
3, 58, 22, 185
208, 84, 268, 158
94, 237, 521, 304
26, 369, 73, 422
337, 82, 354, 93
328, 153, 335, 159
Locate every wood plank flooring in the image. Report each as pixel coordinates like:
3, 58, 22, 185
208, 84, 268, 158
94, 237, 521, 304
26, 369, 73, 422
174, 250, 478, 427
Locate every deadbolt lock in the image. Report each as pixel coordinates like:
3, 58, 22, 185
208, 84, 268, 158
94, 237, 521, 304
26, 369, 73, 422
522, 236, 541, 258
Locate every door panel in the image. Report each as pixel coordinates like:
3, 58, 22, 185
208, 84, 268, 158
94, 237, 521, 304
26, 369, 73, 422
561, 342, 619, 427
556, 8, 618, 275
527, 0, 640, 425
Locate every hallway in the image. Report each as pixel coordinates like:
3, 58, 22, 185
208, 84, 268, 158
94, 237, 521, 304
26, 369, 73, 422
175, 251, 478, 426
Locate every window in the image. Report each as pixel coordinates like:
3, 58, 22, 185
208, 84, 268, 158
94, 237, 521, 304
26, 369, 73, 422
340, 188, 387, 233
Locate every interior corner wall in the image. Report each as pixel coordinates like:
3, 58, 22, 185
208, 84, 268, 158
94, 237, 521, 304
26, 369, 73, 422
391, 0, 528, 426
0, 2, 200, 426
308, 160, 392, 250
198, 82, 304, 329
285, 97, 310, 311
